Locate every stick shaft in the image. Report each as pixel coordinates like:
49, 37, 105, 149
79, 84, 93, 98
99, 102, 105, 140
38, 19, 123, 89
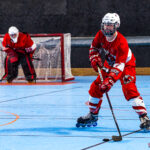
97, 67, 122, 137
105, 92, 122, 137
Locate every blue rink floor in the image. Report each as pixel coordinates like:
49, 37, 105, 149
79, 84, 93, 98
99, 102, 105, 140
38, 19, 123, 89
0, 76, 150, 150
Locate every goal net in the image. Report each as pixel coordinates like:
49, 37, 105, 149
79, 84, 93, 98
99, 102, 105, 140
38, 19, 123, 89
0, 33, 74, 82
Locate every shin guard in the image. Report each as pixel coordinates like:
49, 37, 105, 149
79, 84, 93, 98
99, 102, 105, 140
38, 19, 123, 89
130, 96, 147, 116
89, 96, 103, 114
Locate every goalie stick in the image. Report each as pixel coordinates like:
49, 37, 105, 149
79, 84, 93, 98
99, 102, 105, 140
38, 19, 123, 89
97, 66, 122, 142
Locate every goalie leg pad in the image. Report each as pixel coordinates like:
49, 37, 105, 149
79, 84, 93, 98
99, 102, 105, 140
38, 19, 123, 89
20, 54, 36, 81
2, 56, 19, 82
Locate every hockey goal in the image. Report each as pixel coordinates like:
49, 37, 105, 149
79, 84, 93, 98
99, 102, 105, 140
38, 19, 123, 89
0, 33, 74, 82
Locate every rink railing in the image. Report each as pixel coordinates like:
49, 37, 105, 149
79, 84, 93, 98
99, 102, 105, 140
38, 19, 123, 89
71, 36, 150, 47
71, 36, 150, 75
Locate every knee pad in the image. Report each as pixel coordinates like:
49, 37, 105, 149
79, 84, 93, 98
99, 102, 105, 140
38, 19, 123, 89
89, 81, 103, 98
122, 82, 140, 100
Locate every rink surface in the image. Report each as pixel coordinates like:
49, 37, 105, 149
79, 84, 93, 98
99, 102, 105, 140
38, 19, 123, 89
0, 76, 150, 150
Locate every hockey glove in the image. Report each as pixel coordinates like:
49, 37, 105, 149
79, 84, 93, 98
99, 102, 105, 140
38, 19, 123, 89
90, 55, 103, 72
3, 48, 18, 63
99, 77, 114, 93
25, 47, 34, 53
3, 47, 11, 53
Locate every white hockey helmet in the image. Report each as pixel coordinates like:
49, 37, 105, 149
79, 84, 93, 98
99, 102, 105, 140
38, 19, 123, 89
8, 26, 19, 43
101, 13, 120, 37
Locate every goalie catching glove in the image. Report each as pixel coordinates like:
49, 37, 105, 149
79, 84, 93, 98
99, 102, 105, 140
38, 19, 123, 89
3, 47, 18, 63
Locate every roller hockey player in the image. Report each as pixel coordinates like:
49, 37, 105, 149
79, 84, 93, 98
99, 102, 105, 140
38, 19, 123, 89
76, 13, 150, 131
2, 26, 36, 83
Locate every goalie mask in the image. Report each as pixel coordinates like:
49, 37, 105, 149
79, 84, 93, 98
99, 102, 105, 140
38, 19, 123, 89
101, 13, 120, 37
8, 26, 19, 43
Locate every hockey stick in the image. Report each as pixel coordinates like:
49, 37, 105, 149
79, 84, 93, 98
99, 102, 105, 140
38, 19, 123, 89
97, 66, 122, 142
81, 128, 142, 150
31, 56, 42, 61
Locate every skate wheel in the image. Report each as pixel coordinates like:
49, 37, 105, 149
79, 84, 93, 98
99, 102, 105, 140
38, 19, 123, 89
76, 123, 80, 128
87, 124, 91, 127
93, 122, 97, 127
81, 124, 86, 127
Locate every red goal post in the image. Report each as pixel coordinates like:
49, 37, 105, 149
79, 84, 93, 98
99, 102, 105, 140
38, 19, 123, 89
0, 33, 74, 82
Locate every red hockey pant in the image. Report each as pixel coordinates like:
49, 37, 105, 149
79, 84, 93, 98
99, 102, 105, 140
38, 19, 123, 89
89, 65, 140, 101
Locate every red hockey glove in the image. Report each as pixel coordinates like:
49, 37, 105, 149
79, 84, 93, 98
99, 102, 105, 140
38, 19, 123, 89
3, 47, 11, 53
3, 48, 18, 63
90, 55, 103, 72
99, 77, 114, 93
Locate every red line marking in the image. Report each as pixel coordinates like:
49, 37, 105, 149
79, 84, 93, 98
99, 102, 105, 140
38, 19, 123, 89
0, 81, 76, 85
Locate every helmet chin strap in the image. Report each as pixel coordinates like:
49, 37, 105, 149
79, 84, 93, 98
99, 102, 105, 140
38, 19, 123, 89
106, 31, 118, 42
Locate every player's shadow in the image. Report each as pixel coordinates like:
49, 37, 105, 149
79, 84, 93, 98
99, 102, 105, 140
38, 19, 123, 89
0, 126, 143, 136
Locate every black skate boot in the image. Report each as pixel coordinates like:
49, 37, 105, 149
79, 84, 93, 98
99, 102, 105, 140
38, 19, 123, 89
139, 114, 150, 132
76, 112, 98, 128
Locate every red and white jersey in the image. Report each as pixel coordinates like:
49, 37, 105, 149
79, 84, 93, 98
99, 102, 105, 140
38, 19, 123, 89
90, 30, 136, 72
2, 32, 36, 52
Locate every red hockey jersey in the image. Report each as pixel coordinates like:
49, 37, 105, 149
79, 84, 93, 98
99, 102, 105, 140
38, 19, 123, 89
90, 30, 136, 72
2, 32, 34, 51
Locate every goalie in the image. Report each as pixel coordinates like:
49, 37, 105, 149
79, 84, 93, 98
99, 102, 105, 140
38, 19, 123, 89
1, 26, 36, 83
76, 13, 150, 131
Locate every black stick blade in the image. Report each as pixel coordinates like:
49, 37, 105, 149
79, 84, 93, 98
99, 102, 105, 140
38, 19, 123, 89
112, 136, 122, 141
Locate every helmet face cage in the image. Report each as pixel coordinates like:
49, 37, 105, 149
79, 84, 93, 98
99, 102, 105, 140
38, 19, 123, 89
9, 33, 17, 39
101, 22, 118, 37
8, 26, 19, 43
101, 13, 120, 37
